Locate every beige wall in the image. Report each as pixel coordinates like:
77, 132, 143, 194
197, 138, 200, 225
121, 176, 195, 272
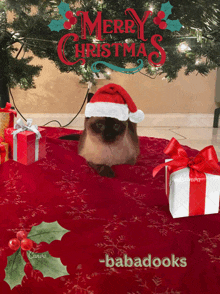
11, 56, 217, 114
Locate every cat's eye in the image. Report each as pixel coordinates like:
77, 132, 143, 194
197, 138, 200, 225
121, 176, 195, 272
113, 124, 121, 131
96, 122, 105, 131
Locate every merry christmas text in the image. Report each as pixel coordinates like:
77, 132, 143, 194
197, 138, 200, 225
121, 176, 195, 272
57, 9, 166, 67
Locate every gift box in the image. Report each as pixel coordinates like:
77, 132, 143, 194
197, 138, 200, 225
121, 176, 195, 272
5, 118, 46, 165
0, 103, 17, 141
0, 142, 9, 164
153, 138, 220, 218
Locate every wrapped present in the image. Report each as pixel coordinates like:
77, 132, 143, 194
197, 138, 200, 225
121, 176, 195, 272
153, 138, 220, 218
0, 103, 17, 141
0, 142, 9, 164
5, 118, 46, 165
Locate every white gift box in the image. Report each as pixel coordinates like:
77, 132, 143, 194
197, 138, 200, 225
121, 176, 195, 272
165, 159, 220, 218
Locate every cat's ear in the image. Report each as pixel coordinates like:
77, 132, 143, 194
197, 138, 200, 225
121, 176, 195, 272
87, 93, 94, 103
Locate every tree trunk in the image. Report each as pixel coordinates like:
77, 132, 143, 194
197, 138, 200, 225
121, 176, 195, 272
215, 68, 220, 107
0, 48, 10, 108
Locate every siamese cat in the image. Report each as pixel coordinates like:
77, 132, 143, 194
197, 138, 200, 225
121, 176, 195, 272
60, 93, 140, 178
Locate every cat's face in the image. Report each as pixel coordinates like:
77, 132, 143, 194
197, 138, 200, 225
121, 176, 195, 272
85, 117, 128, 143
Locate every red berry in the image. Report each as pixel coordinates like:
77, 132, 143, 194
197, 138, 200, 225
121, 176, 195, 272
65, 11, 73, 19
16, 230, 27, 241
63, 21, 71, 30
159, 21, 167, 30
21, 238, 33, 251
157, 11, 166, 19
69, 17, 77, 25
153, 17, 162, 25
8, 238, 20, 251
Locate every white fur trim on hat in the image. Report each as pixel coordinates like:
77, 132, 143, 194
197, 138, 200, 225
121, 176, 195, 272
129, 109, 145, 123
85, 102, 129, 121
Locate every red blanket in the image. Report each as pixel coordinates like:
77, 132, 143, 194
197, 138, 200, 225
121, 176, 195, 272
1, 127, 220, 294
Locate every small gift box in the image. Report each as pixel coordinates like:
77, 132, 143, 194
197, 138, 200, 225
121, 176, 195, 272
5, 118, 46, 165
153, 138, 220, 218
0, 103, 17, 141
0, 142, 9, 164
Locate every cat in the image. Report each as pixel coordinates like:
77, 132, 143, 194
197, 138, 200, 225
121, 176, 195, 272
60, 94, 140, 178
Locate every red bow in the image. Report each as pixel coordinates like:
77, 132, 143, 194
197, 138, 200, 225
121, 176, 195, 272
153, 137, 220, 178
0, 103, 17, 116
153, 138, 220, 216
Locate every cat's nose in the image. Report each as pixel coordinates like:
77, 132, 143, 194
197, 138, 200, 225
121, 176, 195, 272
105, 133, 113, 137
103, 133, 115, 142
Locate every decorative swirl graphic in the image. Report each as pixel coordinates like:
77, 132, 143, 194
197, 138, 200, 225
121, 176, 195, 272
91, 59, 144, 74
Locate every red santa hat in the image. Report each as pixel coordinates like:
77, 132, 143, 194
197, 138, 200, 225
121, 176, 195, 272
85, 83, 144, 123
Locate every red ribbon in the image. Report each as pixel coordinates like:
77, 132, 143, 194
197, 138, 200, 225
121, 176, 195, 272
0, 144, 6, 164
153, 137, 220, 216
0, 103, 17, 116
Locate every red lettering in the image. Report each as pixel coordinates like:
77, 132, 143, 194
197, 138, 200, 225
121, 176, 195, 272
137, 43, 147, 57
123, 43, 136, 57
114, 20, 124, 33
125, 20, 135, 33
76, 11, 105, 41
75, 44, 85, 57
103, 20, 113, 33
86, 44, 97, 57
57, 33, 85, 66
148, 34, 166, 67
125, 8, 152, 41
112, 43, 123, 57
101, 44, 111, 57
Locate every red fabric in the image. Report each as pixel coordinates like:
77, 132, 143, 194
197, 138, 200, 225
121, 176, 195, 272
91, 83, 138, 112
5, 127, 46, 164
1, 127, 220, 294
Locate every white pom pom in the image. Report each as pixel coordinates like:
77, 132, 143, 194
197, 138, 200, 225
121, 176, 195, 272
129, 110, 145, 123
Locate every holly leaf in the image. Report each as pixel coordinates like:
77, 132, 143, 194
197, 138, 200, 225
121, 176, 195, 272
28, 221, 70, 244
28, 251, 69, 279
4, 249, 26, 290
48, 19, 65, 32
161, 1, 173, 21
58, 1, 70, 19
166, 19, 183, 32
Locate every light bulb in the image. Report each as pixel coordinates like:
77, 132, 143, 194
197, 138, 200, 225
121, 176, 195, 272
178, 42, 191, 53
149, 5, 154, 12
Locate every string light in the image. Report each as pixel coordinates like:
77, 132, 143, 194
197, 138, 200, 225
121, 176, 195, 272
92, 72, 106, 79
125, 38, 133, 44
149, 5, 154, 12
178, 42, 191, 52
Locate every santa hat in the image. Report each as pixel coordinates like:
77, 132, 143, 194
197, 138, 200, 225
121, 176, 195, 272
85, 83, 144, 123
